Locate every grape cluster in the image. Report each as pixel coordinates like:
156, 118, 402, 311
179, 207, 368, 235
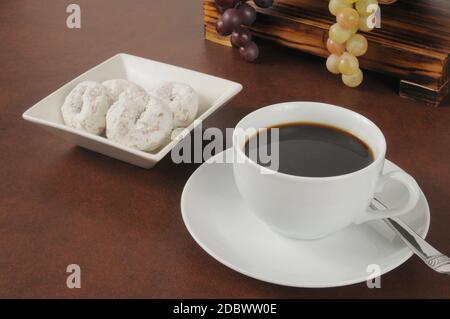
326, 0, 379, 87
214, 0, 275, 62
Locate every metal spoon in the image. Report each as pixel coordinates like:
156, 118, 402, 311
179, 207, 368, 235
371, 198, 450, 275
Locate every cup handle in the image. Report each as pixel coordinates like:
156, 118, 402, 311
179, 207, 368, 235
354, 171, 421, 224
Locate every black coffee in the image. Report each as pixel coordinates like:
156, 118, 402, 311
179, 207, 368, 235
244, 123, 374, 177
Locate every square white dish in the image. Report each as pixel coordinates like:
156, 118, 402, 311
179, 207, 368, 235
22, 53, 243, 168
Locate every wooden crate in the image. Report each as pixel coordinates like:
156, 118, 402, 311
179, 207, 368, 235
204, 0, 450, 106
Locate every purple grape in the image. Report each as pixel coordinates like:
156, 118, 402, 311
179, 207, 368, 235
239, 41, 259, 62
231, 28, 252, 47
221, 8, 244, 31
216, 18, 232, 36
254, 0, 274, 8
215, 4, 228, 14
215, 0, 236, 9
238, 3, 257, 26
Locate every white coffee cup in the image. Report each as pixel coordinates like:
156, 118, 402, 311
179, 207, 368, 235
232, 102, 420, 240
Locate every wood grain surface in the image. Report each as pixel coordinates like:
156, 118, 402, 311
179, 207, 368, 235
0, 0, 449, 298
204, 0, 450, 106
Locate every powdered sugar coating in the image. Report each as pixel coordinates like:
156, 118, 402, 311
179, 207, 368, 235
102, 79, 147, 103
151, 82, 199, 128
106, 89, 173, 152
61, 81, 110, 135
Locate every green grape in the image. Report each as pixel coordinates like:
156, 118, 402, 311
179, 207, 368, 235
341, 0, 358, 3
338, 52, 359, 75
329, 23, 352, 44
342, 68, 363, 87
328, 0, 351, 16
355, 0, 378, 16
327, 38, 345, 55
337, 8, 360, 29
326, 54, 341, 74
346, 34, 368, 56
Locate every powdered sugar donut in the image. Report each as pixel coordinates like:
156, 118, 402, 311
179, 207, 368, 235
106, 89, 173, 152
102, 79, 147, 103
61, 81, 110, 135
151, 82, 199, 128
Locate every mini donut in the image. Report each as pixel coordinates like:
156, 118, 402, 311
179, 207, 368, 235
151, 82, 199, 128
61, 81, 110, 135
102, 79, 147, 103
106, 88, 173, 152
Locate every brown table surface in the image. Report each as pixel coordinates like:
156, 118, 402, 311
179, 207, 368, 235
1, 0, 449, 299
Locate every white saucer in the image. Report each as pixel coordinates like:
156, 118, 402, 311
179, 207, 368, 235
181, 148, 430, 288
